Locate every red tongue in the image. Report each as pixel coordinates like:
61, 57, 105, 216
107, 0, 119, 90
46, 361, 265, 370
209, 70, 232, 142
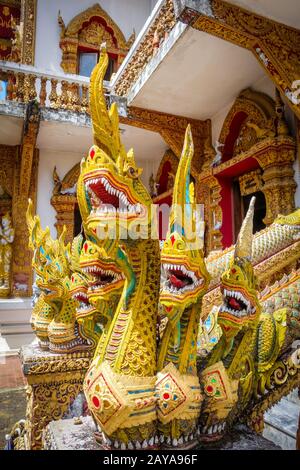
229, 297, 241, 310
91, 182, 120, 208
170, 274, 185, 289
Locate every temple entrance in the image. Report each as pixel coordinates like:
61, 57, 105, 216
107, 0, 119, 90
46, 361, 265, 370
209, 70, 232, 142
233, 179, 266, 243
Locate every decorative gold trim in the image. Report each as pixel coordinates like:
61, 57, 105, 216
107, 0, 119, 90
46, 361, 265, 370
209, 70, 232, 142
219, 88, 275, 149
114, 0, 176, 96
59, 4, 128, 74
51, 163, 81, 242
21, 0, 37, 65
122, 106, 211, 173
239, 170, 262, 197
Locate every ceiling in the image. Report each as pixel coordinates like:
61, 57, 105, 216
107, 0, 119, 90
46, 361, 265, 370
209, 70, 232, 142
227, 0, 300, 29
36, 120, 167, 162
130, 28, 266, 120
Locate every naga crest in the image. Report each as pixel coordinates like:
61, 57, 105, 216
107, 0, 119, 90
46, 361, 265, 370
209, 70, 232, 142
219, 197, 260, 340
160, 125, 210, 323
78, 48, 154, 243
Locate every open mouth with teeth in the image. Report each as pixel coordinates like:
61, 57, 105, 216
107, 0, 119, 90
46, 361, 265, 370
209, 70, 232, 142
81, 263, 124, 294
72, 290, 96, 318
162, 263, 204, 296
219, 287, 256, 321
84, 171, 143, 219
199, 422, 227, 441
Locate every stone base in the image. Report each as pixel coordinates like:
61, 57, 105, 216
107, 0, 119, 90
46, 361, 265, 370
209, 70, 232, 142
42, 418, 281, 450
43, 416, 98, 450
20, 344, 93, 450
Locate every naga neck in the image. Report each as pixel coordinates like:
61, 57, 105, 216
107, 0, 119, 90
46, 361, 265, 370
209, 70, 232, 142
97, 238, 160, 376
158, 298, 203, 375
208, 323, 258, 379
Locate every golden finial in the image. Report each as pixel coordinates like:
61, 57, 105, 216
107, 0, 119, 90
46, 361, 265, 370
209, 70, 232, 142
234, 196, 256, 259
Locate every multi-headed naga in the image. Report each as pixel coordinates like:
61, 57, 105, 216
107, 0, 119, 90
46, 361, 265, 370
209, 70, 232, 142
27, 200, 96, 353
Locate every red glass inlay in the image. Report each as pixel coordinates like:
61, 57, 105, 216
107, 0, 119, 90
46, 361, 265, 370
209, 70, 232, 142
92, 396, 100, 408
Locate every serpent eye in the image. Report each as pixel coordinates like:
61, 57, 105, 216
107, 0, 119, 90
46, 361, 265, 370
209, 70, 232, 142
127, 166, 137, 178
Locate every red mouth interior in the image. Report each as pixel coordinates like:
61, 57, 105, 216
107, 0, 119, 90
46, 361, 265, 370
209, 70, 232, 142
228, 297, 242, 310
169, 270, 192, 289
75, 293, 89, 305
90, 180, 120, 209
88, 266, 117, 287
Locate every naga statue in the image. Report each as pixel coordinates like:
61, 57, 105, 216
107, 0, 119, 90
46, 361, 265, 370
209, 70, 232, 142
198, 198, 300, 441
26, 202, 55, 349
0, 213, 14, 297
156, 126, 210, 449
71, 238, 125, 354
202, 207, 300, 321
26, 200, 97, 353
81, 49, 160, 450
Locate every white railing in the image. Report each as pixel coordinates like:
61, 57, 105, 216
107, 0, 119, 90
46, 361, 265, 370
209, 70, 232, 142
0, 60, 111, 112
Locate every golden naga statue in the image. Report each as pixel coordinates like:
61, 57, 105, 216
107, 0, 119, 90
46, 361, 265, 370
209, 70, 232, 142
26, 200, 98, 353
0, 213, 14, 297
157, 126, 210, 448
198, 198, 300, 441
77, 49, 299, 450
81, 49, 160, 450
22, 46, 299, 450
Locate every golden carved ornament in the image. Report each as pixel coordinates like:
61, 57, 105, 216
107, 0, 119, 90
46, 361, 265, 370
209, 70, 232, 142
58, 4, 128, 74
51, 163, 81, 242
21, 346, 92, 450
239, 170, 263, 197
219, 89, 275, 153
114, 0, 176, 96
0, 139, 39, 298
20, 0, 37, 65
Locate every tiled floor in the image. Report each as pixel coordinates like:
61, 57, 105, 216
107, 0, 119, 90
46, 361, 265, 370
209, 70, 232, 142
0, 355, 27, 390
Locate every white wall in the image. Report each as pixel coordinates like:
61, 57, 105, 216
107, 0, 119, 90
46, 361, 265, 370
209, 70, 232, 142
211, 74, 275, 144
35, 0, 153, 73
37, 149, 83, 237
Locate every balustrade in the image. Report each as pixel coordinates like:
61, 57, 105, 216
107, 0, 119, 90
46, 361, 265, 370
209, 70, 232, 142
0, 61, 110, 114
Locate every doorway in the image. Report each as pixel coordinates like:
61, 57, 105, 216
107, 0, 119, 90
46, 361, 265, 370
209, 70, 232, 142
233, 180, 266, 243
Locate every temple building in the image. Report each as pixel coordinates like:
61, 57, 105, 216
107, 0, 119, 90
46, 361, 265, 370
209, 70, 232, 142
0, 0, 299, 451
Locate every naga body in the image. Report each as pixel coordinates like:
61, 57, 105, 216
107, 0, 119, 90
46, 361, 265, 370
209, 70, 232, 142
81, 50, 160, 449
157, 126, 210, 448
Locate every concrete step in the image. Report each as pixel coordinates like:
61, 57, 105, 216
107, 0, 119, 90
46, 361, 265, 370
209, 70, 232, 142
0, 297, 33, 351
263, 392, 300, 450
